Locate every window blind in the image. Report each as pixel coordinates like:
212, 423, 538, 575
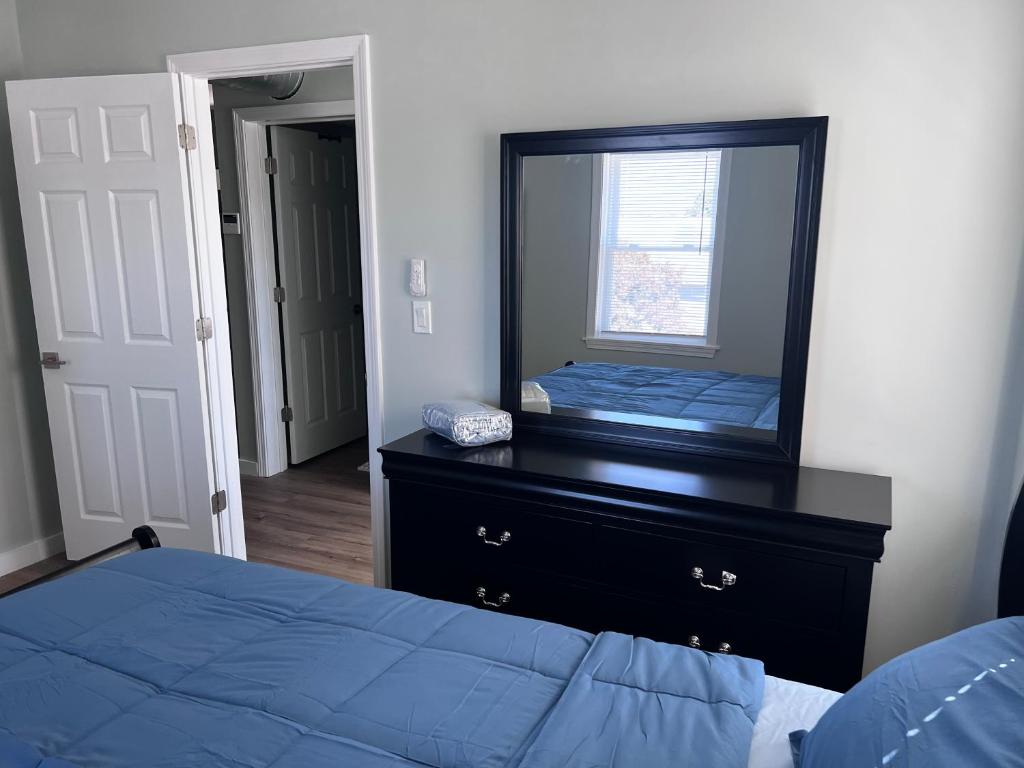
598, 149, 722, 339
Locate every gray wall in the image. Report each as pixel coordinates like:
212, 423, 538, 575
0, 0, 62, 562
521, 146, 797, 380
521, 155, 595, 378
211, 68, 354, 464
716, 146, 798, 375
5, 0, 1024, 675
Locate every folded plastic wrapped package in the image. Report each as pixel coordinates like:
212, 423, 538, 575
422, 400, 513, 446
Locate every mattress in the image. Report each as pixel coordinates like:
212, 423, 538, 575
0, 548, 766, 768
529, 362, 781, 429
747, 675, 841, 768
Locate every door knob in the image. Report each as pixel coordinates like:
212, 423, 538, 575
40, 352, 68, 370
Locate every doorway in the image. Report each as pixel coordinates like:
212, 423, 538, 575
167, 36, 387, 586
4, 36, 385, 583
209, 71, 372, 583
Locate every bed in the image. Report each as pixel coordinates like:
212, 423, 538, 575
527, 362, 781, 430
0, 532, 837, 768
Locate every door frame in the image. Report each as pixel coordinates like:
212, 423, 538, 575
232, 100, 356, 478
167, 36, 388, 586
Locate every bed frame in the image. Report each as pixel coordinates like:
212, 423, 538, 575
1, 526, 161, 599
999, 481, 1024, 617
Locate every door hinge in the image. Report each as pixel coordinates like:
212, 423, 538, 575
177, 123, 197, 151
211, 489, 227, 515
273, 286, 286, 303
264, 156, 278, 175
195, 317, 213, 342
281, 405, 294, 423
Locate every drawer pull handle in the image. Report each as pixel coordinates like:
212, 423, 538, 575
476, 526, 511, 546
690, 567, 737, 591
475, 586, 511, 608
688, 636, 732, 654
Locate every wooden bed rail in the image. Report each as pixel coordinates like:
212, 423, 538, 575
2, 526, 161, 599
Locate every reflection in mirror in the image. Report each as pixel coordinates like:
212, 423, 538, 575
520, 146, 799, 438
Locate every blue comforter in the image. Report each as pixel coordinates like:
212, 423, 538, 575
0, 549, 764, 767
530, 362, 780, 430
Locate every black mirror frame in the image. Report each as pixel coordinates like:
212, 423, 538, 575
500, 116, 828, 464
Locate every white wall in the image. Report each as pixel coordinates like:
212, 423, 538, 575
0, 0, 63, 569
211, 68, 354, 464
6, 0, 1024, 673
520, 146, 797, 380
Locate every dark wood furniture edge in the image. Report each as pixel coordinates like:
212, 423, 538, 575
999, 480, 1024, 617
380, 436, 891, 562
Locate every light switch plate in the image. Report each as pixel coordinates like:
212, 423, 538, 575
412, 300, 432, 334
221, 212, 241, 235
409, 258, 427, 296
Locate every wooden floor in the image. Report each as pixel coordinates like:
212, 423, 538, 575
0, 438, 373, 596
0, 552, 71, 596
242, 438, 374, 585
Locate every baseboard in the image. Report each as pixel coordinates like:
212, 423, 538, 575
239, 458, 259, 477
0, 532, 66, 578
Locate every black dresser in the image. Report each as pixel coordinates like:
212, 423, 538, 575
381, 429, 891, 691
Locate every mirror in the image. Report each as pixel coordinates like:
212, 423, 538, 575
501, 118, 828, 463
521, 146, 797, 437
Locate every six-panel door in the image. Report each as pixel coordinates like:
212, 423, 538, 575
271, 125, 367, 464
6, 74, 219, 558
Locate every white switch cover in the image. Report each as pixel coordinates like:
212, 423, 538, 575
221, 212, 241, 235
409, 258, 427, 297
412, 300, 432, 334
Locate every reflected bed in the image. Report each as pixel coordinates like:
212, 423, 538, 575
528, 361, 781, 430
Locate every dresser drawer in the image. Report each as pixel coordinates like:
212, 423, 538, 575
596, 525, 847, 632
401, 561, 597, 631
389, 480, 593, 575
398, 560, 850, 689
592, 590, 848, 689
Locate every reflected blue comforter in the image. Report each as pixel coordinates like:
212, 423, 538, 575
531, 362, 780, 430
0, 548, 764, 768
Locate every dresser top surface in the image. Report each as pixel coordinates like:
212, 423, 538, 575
380, 430, 892, 530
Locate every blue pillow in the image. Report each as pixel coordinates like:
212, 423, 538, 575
792, 617, 1024, 767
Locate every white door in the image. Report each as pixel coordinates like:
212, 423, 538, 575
7, 74, 220, 559
271, 126, 367, 464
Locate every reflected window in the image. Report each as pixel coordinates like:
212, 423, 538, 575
587, 149, 729, 357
